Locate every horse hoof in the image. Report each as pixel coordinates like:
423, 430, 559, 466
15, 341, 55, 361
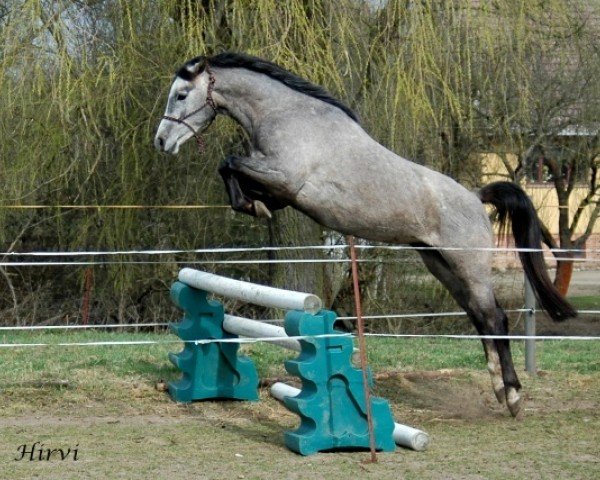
506, 388, 524, 419
508, 401, 524, 420
494, 387, 505, 404
253, 200, 272, 219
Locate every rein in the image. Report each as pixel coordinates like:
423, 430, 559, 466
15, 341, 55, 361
161, 63, 217, 154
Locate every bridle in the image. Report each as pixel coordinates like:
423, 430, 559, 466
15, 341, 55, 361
161, 62, 217, 153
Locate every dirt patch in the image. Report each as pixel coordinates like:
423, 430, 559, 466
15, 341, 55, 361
376, 370, 499, 421
2, 370, 598, 480
375, 370, 511, 421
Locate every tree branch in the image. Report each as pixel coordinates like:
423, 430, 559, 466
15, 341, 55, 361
570, 155, 599, 234
539, 220, 559, 251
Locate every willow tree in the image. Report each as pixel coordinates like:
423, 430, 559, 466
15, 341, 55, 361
366, 0, 599, 295
2, 0, 595, 324
0, 0, 374, 322
464, 1, 600, 294
0, 0, 264, 322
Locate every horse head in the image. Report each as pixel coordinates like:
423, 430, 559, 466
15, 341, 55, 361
154, 57, 217, 155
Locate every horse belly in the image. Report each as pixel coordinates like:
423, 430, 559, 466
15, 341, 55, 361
293, 165, 492, 249
293, 178, 434, 244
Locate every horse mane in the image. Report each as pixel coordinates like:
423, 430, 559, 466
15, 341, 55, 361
177, 52, 359, 123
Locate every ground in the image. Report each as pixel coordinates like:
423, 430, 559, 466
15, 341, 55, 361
0, 369, 598, 479
0, 270, 598, 479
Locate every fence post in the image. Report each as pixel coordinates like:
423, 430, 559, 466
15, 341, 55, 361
524, 276, 537, 375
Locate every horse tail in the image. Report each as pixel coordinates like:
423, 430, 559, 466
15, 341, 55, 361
478, 181, 576, 321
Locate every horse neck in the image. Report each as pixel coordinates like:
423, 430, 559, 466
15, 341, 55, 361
211, 67, 303, 136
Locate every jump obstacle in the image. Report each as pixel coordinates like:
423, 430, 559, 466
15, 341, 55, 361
168, 268, 429, 455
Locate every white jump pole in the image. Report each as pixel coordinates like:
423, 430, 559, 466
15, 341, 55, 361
223, 314, 358, 356
223, 314, 301, 352
179, 268, 322, 314
270, 382, 430, 452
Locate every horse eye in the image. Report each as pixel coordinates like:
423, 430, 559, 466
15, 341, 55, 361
176, 93, 187, 101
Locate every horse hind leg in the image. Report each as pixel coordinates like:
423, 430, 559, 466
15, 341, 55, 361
481, 307, 523, 416
483, 340, 505, 405
417, 249, 506, 405
492, 300, 523, 418
468, 302, 519, 410
416, 247, 523, 418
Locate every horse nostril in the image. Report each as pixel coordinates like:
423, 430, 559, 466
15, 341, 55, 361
155, 136, 165, 151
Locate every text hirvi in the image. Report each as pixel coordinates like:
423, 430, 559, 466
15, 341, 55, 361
14, 442, 79, 461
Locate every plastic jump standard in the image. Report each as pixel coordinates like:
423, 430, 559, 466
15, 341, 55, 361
270, 382, 429, 451
168, 268, 428, 455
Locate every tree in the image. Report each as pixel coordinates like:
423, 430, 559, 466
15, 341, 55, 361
0, 0, 373, 322
473, 1, 600, 294
2, 0, 597, 325
373, 0, 600, 295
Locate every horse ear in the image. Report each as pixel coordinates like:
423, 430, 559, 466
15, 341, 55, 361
190, 58, 206, 76
177, 56, 206, 81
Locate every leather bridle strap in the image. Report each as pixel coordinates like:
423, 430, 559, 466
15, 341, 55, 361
161, 62, 217, 153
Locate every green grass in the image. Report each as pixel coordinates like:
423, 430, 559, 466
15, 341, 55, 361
1, 329, 597, 387
569, 295, 600, 310
366, 336, 600, 374
1, 329, 596, 419
0, 330, 176, 381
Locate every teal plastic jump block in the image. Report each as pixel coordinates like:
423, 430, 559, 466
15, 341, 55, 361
168, 281, 259, 402
282, 309, 396, 455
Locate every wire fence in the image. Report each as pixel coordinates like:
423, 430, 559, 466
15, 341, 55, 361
1, 243, 598, 349
2, 244, 600, 256
1, 332, 598, 349
1, 244, 599, 267
2, 303, 599, 348
2, 307, 600, 332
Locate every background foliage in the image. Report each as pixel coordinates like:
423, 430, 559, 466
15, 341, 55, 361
0, 0, 598, 326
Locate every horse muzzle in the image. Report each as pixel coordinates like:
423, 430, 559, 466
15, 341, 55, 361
154, 134, 180, 155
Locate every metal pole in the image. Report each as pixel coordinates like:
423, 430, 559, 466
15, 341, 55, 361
524, 276, 537, 375
348, 236, 378, 463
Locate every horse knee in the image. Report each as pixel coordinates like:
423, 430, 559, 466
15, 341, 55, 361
218, 155, 237, 175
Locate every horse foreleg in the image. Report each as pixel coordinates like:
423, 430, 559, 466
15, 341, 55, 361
218, 157, 274, 219
218, 163, 258, 217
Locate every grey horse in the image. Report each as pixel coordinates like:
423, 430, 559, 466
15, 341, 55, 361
154, 53, 576, 418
